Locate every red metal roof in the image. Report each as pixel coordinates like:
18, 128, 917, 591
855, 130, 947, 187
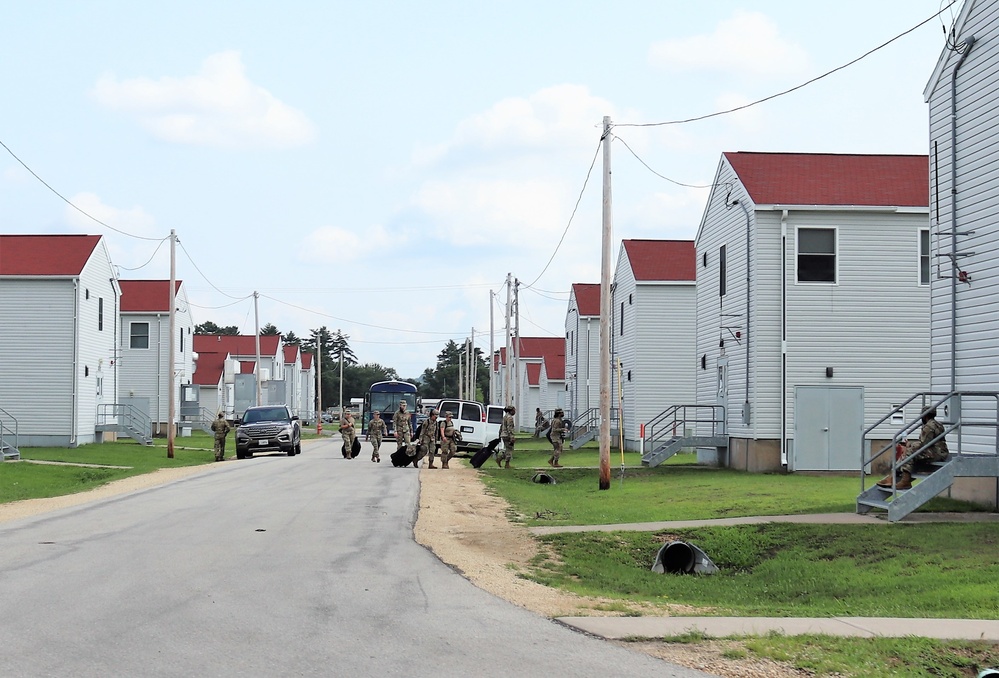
301, 352, 313, 370
193, 334, 281, 357
571, 283, 600, 316
283, 344, 299, 363
193, 351, 226, 386
526, 363, 542, 386
239, 360, 256, 373
517, 337, 565, 381
119, 280, 183, 312
0, 234, 103, 276
622, 240, 696, 282
723, 152, 929, 207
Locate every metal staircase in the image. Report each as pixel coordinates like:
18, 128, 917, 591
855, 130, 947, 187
642, 405, 727, 467
857, 392, 999, 522
567, 407, 620, 449
96, 404, 154, 446
0, 406, 20, 460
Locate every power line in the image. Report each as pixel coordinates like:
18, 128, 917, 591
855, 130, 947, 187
0, 138, 164, 241
176, 238, 247, 300
188, 296, 254, 310
259, 293, 465, 336
614, 134, 728, 190
523, 132, 603, 290
615, 6, 950, 129
116, 236, 170, 272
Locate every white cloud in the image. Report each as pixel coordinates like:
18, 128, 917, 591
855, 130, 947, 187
298, 224, 393, 263
413, 84, 615, 165
414, 177, 570, 246
65, 192, 157, 235
648, 10, 809, 77
92, 51, 316, 149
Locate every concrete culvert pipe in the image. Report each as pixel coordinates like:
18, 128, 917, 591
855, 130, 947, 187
532, 472, 556, 484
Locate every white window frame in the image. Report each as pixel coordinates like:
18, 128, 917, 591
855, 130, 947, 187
919, 227, 930, 286
129, 321, 150, 350
795, 226, 838, 284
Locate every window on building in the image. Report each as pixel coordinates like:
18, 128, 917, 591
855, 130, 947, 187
620, 301, 625, 336
130, 322, 150, 349
719, 245, 727, 296
98, 297, 103, 331
919, 228, 930, 285
797, 227, 837, 283
180, 328, 185, 353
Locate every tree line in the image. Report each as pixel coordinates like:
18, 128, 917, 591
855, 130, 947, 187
194, 322, 491, 409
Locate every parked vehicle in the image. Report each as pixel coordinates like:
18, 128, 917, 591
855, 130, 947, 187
485, 404, 504, 442
235, 405, 302, 458
436, 399, 492, 452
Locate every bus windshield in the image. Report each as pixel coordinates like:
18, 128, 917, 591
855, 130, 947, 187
364, 381, 418, 436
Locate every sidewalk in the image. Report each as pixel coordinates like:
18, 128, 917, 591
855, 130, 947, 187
537, 512, 999, 641
557, 616, 999, 641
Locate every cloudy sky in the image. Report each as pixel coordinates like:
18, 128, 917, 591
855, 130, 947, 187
1, 1, 960, 378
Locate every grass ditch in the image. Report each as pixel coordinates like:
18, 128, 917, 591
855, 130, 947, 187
476, 438, 999, 676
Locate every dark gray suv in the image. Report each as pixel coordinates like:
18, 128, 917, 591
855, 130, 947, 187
235, 405, 302, 458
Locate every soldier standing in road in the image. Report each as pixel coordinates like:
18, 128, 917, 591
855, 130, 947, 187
548, 408, 565, 468
367, 410, 386, 463
420, 410, 440, 468
340, 409, 356, 459
498, 405, 516, 469
438, 410, 458, 469
393, 400, 413, 454
210, 413, 231, 462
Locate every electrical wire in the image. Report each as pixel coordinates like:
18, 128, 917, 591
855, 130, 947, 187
176, 238, 247, 301
0, 138, 164, 241
188, 296, 254, 310
613, 134, 728, 190
116, 236, 170, 272
522, 132, 603, 290
259, 293, 464, 336
523, 286, 570, 302
615, 6, 951, 128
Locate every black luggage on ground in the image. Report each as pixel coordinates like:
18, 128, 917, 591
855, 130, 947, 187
351, 437, 361, 458
471, 438, 502, 469
391, 446, 415, 467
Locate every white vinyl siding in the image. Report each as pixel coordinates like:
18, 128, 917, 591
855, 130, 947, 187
925, 0, 999, 455
696, 155, 930, 463
0, 279, 76, 437
613, 243, 696, 450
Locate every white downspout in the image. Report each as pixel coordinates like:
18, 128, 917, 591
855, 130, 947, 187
71, 279, 80, 447
780, 209, 789, 467
156, 313, 162, 435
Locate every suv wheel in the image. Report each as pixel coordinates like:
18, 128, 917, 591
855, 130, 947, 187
236, 448, 246, 460
294, 440, 302, 455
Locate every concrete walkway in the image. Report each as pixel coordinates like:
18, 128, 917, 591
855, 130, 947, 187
539, 512, 999, 641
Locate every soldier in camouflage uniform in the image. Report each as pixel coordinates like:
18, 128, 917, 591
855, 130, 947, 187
438, 410, 457, 469
420, 410, 440, 468
498, 405, 516, 468
548, 408, 565, 468
367, 410, 386, 463
878, 407, 949, 490
393, 400, 413, 454
340, 409, 356, 459
210, 413, 231, 462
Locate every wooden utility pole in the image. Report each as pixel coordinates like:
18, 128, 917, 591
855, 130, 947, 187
167, 229, 176, 459
598, 116, 613, 490
469, 328, 476, 400
513, 278, 521, 418
316, 337, 322, 435
504, 273, 512, 406
489, 292, 495, 404
253, 291, 262, 406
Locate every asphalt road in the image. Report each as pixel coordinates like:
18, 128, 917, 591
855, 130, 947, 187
0, 437, 714, 677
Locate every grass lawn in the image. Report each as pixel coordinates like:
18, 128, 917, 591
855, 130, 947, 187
478, 436, 999, 676
2, 442, 214, 504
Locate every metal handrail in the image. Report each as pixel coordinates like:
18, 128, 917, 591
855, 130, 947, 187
97, 403, 153, 440
861, 391, 999, 494
643, 404, 726, 454
0, 406, 18, 454
567, 407, 619, 445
